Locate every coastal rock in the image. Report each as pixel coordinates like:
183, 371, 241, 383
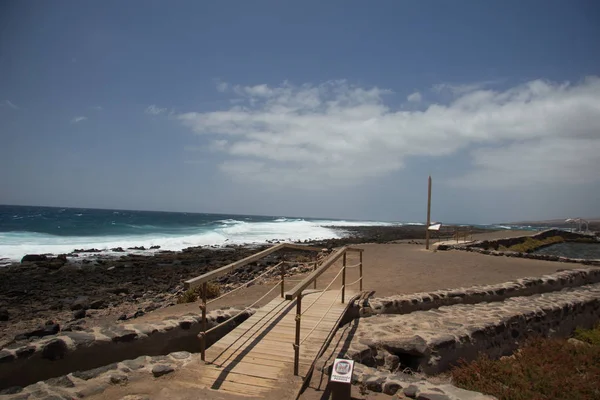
70, 296, 90, 311
111, 247, 125, 252
19, 322, 60, 339
150, 245, 160, 249
89, 299, 108, 309
128, 246, 146, 251
73, 309, 86, 319
0, 309, 8, 321
21, 254, 48, 263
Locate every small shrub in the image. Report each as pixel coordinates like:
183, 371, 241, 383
177, 282, 221, 304
574, 323, 600, 346
451, 337, 600, 400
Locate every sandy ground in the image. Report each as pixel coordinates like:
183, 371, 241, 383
85, 230, 585, 400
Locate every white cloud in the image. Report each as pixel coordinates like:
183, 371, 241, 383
407, 91, 422, 103
145, 105, 167, 115
71, 116, 87, 123
432, 80, 499, 95
91, 106, 103, 111
215, 80, 229, 93
2, 100, 19, 109
177, 77, 600, 189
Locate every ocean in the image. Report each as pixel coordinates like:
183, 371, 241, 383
0, 205, 397, 263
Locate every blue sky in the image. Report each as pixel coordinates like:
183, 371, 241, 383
1, 0, 599, 223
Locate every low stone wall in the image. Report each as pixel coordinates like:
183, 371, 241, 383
438, 244, 600, 265
362, 268, 600, 316
0, 350, 197, 399
347, 363, 494, 400
0, 308, 252, 390
342, 283, 600, 375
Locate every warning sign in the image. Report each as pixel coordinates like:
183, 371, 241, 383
330, 359, 354, 383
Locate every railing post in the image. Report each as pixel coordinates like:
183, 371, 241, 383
294, 293, 302, 376
359, 250, 363, 291
280, 263, 285, 298
341, 252, 346, 304
200, 281, 207, 361
313, 253, 317, 289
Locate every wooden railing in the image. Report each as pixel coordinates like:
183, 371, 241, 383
284, 246, 364, 375
183, 243, 322, 361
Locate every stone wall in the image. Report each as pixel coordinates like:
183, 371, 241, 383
0, 351, 197, 399
0, 308, 252, 390
342, 283, 600, 375
362, 268, 600, 316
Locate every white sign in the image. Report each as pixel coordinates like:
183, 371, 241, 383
330, 359, 354, 383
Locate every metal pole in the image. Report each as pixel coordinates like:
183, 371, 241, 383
280, 263, 285, 298
294, 294, 302, 376
341, 252, 346, 304
425, 175, 432, 250
359, 251, 363, 291
200, 281, 207, 361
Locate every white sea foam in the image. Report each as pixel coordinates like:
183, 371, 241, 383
0, 218, 399, 262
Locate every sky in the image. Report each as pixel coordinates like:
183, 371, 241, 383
1, 0, 599, 224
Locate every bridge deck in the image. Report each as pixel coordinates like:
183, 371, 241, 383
192, 289, 355, 397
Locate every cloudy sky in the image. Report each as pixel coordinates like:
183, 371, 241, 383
1, 1, 599, 224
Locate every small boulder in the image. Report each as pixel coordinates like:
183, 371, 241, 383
150, 245, 160, 249
73, 309, 86, 320
89, 299, 108, 309
21, 254, 48, 263
152, 364, 174, 377
70, 296, 90, 311
110, 374, 128, 385
42, 339, 69, 361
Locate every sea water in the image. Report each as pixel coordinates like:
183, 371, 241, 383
0, 205, 395, 262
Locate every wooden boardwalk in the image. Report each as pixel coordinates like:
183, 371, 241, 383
185, 289, 356, 397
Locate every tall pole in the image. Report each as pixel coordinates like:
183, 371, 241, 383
425, 176, 432, 250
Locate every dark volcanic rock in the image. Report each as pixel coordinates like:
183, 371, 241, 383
16, 346, 36, 359
21, 254, 48, 263
0, 308, 8, 321
89, 299, 108, 309
150, 245, 161, 249
70, 296, 90, 311
41, 338, 68, 360
73, 309, 86, 319
0, 350, 15, 363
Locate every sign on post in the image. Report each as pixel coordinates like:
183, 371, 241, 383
330, 358, 354, 399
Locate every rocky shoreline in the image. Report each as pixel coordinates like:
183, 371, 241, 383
0, 225, 440, 348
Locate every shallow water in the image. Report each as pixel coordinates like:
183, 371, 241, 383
534, 242, 600, 260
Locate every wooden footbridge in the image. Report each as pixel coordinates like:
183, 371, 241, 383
180, 244, 366, 398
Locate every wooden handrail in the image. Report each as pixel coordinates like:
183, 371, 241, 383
284, 246, 362, 300
184, 243, 323, 289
